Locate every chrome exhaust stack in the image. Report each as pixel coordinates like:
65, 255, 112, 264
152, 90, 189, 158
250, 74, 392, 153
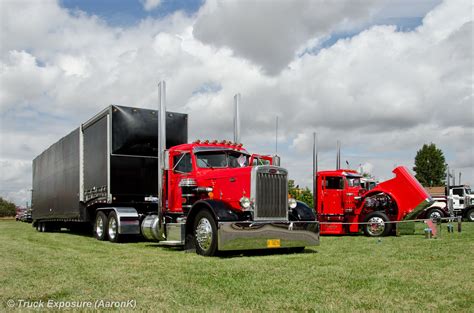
142, 81, 167, 241
233, 93, 241, 143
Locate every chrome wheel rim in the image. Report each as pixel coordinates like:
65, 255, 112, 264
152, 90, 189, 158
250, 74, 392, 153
196, 217, 213, 251
469, 211, 474, 221
429, 211, 442, 220
108, 216, 117, 240
367, 217, 385, 236
96, 216, 104, 238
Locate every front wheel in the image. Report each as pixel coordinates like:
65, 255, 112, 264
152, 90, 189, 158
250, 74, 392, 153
193, 210, 218, 256
466, 208, 474, 222
363, 211, 392, 237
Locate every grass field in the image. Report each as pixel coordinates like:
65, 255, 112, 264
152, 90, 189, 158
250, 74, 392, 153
1, 220, 473, 311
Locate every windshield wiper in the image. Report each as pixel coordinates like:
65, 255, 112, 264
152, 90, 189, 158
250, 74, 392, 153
200, 158, 214, 170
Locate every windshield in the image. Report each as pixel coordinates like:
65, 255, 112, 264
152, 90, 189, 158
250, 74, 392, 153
466, 188, 472, 195
347, 178, 361, 187
196, 151, 249, 168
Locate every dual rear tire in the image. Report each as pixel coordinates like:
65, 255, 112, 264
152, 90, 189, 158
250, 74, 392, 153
94, 211, 120, 242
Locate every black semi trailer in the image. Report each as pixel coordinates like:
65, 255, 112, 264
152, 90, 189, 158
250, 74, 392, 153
32, 105, 187, 239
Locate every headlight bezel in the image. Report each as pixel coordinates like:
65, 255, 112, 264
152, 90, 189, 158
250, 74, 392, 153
288, 197, 297, 209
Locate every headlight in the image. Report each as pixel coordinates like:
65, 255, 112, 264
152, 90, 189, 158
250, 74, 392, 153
240, 197, 251, 209
288, 198, 297, 209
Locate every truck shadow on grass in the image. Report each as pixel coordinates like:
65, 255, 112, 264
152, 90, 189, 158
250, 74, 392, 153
145, 243, 317, 258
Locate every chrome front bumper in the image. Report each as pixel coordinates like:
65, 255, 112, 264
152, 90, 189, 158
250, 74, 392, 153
217, 221, 320, 251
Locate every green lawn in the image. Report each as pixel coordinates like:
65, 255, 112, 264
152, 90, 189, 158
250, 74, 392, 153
1, 220, 473, 311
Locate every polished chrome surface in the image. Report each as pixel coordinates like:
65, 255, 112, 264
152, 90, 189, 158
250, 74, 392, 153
196, 217, 213, 251
217, 221, 319, 251
403, 198, 434, 220
179, 178, 197, 187
166, 223, 185, 243
141, 214, 161, 241
366, 216, 385, 236
429, 210, 442, 220
96, 215, 104, 237
108, 215, 117, 240
233, 93, 241, 143
251, 166, 288, 221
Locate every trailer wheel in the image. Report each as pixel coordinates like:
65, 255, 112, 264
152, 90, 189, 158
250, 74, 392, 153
107, 211, 121, 243
193, 210, 218, 256
466, 208, 474, 222
427, 208, 444, 221
94, 211, 108, 241
36, 222, 41, 232
363, 211, 392, 237
40, 222, 46, 232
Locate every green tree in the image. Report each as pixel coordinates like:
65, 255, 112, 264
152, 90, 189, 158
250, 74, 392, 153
288, 179, 314, 208
413, 143, 447, 187
0, 197, 17, 217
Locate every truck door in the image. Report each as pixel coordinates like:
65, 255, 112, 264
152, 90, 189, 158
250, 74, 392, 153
452, 188, 464, 210
168, 152, 193, 213
322, 176, 344, 215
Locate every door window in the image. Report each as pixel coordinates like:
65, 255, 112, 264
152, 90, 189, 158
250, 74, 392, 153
173, 153, 192, 173
325, 177, 344, 189
452, 189, 464, 197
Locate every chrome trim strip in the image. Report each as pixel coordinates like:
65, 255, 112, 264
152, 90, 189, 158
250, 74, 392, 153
217, 221, 320, 251
79, 126, 84, 202
106, 110, 112, 203
82, 106, 111, 129
403, 197, 434, 220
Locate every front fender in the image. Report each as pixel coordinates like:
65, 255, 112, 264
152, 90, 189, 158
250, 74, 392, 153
289, 201, 317, 221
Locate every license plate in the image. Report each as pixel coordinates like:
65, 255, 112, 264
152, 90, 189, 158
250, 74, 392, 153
267, 239, 281, 248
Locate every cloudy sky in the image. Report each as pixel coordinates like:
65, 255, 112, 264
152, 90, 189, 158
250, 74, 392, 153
0, 0, 472, 206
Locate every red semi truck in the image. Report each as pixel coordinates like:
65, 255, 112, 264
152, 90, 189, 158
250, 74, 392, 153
315, 167, 432, 236
32, 82, 319, 256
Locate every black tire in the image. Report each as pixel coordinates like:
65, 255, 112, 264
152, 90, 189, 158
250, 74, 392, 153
466, 208, 474, 222
40, 222, 46, 232
107, 211, 121, 243
36, 222, 41, 232
94, 211, 108, 241
288, 247, 305, 253
363, 211, 392, 237
427, 208, 444, 221
193, 210, 218, 256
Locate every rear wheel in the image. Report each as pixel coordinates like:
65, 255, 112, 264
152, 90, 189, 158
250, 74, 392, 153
94, 211, 108, 241
363, 211, 392, 237
466, 208, 474, 222
193, 210, 218, 256
107, 211, 120, 243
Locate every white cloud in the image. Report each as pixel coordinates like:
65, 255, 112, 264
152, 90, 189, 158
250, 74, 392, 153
141, 0, 162, 12
193, 0, 380, 75
0, 0, 472, 206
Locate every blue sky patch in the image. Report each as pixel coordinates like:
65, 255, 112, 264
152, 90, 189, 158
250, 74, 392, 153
60, 0, 204, 26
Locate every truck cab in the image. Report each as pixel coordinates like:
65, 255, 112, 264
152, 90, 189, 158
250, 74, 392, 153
142, 140, 320, 255
450, 185, 474, 221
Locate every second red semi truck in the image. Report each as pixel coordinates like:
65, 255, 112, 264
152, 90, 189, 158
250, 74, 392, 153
32, 82, 319, 256
315, 167, 432, 236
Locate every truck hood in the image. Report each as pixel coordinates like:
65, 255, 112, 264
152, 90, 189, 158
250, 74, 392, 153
195, 167, 252, 211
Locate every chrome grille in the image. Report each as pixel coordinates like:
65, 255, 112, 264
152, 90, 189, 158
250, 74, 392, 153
253, 167, 288, 220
